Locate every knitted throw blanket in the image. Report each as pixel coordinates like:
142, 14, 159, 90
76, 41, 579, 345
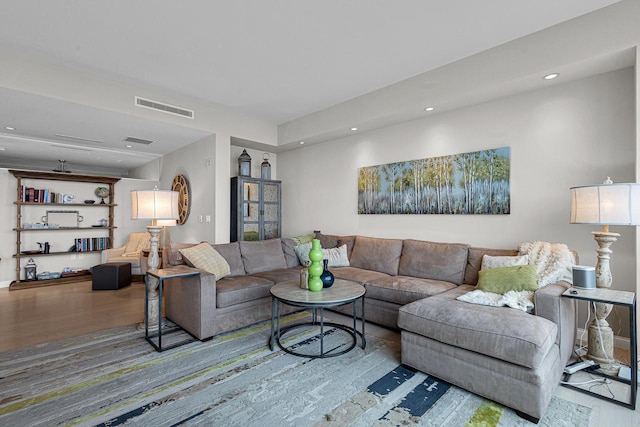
518, 241, 575, 287
456, 241, 575, 312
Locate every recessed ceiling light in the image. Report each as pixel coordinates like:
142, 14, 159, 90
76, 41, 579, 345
543, 73, 559, 80
5, 126, 15, 131
350, 127, 358, 131
125, 144, 133, 148
0, 147, 5, 151
424, 107, 435, 112
299, 141, 305, 145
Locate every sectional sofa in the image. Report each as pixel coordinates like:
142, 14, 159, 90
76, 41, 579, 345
161, 232, 576, 422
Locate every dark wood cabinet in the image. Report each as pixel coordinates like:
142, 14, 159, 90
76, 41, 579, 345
231, 176, 281, 241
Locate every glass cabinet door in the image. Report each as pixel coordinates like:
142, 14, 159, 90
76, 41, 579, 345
241, 180, 260, 240
232, 177, 281, 241
262, 182, 280, 239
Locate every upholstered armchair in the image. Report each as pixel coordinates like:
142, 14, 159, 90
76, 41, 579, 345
101, 232, 151, 275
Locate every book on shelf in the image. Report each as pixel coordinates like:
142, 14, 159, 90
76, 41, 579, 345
20, 185, 64, 203
75, 237, 110, 252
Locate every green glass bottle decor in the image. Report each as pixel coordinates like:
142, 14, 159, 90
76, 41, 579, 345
307, 239, 324, 292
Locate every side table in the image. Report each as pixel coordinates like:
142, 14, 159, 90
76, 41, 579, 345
561, 287, 637, 409
145, 266, 201, 352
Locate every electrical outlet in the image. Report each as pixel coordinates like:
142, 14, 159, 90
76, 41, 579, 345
205, 215, 211, 223
199, 215, 203, 223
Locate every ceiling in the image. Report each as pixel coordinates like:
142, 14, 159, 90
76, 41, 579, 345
0, 0, 625, 175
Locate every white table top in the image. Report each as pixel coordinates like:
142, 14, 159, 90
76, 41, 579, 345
147, 265, 201, 280
271, 279, 365, 306
562, 287, 636, 306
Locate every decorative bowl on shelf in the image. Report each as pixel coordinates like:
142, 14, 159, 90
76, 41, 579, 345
84, 200, 95, 204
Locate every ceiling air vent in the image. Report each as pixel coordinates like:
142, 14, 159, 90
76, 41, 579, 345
134, 96, 194, 119
124, 136, 154, 145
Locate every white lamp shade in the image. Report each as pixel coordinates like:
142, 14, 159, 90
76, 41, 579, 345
570, 183, 640, 225
131, 190, 179, 220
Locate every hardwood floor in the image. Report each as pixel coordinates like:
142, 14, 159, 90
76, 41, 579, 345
0, 279, 146, 352
0, 280, 638, 426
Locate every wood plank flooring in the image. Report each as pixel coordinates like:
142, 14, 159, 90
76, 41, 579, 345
0, 279, 146, 352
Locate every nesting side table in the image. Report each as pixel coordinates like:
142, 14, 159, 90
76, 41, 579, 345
145, 266, 201, 352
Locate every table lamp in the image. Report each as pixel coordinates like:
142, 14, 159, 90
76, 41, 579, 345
131, 187, 179, 330
570, 177, 640, 371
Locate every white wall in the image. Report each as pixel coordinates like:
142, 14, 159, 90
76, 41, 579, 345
131, 136, 217, 244
279, 68, 636, 294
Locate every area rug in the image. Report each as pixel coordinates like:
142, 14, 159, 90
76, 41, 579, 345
0, 312, 590, 427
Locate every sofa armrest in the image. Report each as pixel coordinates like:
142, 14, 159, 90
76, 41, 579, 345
534, 281, 576, 366
164, 270, 217, 340
101, 246, 125, 263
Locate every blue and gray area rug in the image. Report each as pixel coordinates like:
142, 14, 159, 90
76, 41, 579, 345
0, 312, 590, 426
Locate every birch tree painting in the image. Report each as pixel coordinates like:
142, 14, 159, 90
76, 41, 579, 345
358, 147, 510, 215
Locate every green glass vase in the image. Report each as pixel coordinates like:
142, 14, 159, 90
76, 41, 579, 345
307, 239, 324, 292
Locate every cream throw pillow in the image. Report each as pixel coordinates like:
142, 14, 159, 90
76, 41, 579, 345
481, 254, 529, 271
179, 243, 231, 279
294, 243, 350, 267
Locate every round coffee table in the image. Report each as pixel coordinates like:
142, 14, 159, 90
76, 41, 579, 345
269, 279, 366, 358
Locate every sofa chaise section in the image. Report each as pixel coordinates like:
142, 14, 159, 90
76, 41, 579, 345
397, 247, 576, 422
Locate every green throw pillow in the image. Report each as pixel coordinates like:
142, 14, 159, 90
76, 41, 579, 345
477, 265, 538, 294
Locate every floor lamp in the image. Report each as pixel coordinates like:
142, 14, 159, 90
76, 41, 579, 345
570, 178, 640, 373
131, 187, 179, 330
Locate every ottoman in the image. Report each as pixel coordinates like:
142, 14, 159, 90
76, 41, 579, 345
92, 262, 132, 290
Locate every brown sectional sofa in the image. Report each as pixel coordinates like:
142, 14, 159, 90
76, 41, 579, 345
162, 233, 576, 422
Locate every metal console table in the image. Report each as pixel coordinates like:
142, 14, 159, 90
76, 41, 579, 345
270, 279, 366, 358
145, 266, 201, 352
561, 287, 637, 410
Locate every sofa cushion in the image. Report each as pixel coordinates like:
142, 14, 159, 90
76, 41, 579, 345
330, 266, 391, 285
477, 265, 538, 294
166, 242, 196, 266
464, 247, 518, 285
212, 242, 245, 276
167, 242, 244, 276
239, 239, 287, 274
481, 254, 529, 270
105, 254, 142, 269
365, 276, 456, 305
316, 232, 356, 258
251, 267, 301, 285
398, 285, 557, 369
179, 243, 231, 279
216, 275, 275, 308
281, 233, 316, 268
293, 242, 350, 267
349, 236, 403, 275
398, 239, 470, 285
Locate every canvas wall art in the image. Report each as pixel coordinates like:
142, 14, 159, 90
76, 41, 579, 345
358, 147, 510, 215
